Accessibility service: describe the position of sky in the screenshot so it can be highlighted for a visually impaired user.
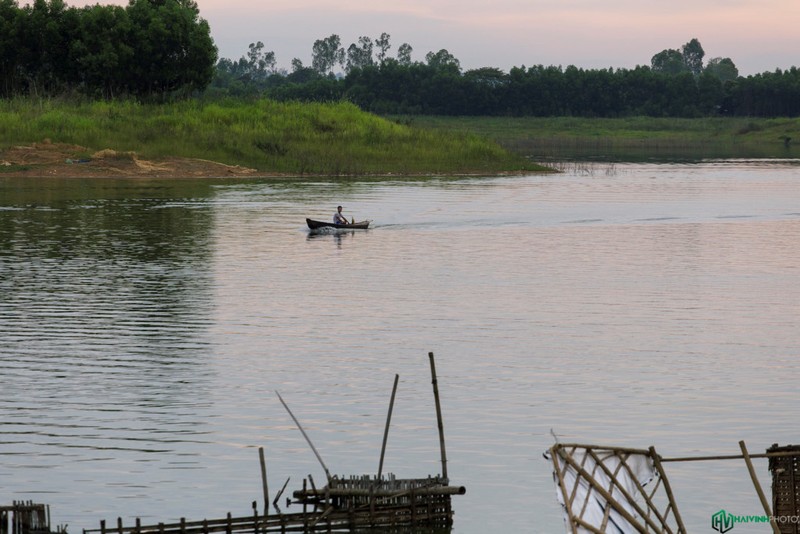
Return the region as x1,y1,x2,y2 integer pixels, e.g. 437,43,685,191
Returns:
63,0,799,76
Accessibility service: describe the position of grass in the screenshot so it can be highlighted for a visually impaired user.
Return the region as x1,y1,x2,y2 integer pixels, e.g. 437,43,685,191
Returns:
403,116,800,160
0,98,546,175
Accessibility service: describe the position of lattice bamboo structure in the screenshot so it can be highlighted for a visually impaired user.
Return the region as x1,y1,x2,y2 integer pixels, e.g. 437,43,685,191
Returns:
548,443,686,534
768,443,800,534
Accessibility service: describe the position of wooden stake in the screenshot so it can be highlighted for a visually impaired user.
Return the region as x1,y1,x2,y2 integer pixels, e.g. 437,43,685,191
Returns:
428,352,448,482
258,447,269,517
739,440,780,534
377,374,399,482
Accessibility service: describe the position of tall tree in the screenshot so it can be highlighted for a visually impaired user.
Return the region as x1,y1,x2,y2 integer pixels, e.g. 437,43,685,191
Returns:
0,0,23,96
397,42,413,66
425,48,460,72
19,0,79,95
72,3,133,98
682,38,705,77
246,41,276,81
311,33,344,75
126,0,217,98
375,32,390,64
345,35,373,72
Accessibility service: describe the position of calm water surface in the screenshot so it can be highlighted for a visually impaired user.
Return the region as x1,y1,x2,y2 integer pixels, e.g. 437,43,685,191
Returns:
1,161,799,533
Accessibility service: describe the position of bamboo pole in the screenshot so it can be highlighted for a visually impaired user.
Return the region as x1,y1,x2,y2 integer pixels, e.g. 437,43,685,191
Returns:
554,443,800,463
377,374,399,482
739,440,780,534
275,390,332,484
661,450,800,462
428,352,448,482
258,447,269,518
649,446,687,533
273,477,290,508
549,447,579,534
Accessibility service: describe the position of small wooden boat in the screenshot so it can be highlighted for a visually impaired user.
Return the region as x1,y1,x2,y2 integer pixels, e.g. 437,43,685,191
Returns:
307,218,371,230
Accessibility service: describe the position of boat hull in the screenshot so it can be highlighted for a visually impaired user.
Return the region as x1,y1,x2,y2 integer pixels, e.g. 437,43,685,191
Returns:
307,218,370,230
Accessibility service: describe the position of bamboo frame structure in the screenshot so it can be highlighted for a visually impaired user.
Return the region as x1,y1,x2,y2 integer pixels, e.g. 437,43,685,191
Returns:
82,352,463,534
548,443,686,534
548,441,800,534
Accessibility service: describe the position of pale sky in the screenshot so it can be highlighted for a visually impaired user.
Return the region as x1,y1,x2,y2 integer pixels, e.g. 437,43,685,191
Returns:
65,0,799,76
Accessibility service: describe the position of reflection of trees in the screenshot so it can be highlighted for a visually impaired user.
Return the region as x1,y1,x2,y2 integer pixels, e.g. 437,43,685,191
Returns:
0,178,218,406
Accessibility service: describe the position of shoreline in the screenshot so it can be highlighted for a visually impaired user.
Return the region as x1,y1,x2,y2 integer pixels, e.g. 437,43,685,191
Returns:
0,141,549,179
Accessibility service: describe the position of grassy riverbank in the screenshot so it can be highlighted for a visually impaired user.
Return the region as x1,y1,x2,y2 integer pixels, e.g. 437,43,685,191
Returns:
0,99,544,176
407,116,800,161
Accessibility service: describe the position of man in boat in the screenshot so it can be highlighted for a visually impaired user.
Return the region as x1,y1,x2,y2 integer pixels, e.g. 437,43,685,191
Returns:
333,205,350,225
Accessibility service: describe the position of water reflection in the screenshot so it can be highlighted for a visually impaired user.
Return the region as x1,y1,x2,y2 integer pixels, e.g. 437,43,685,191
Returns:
0,178,217,470
306,229,370,249
1,165,799,534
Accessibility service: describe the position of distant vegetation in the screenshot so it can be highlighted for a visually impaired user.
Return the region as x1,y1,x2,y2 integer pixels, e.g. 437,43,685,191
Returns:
0,98,545,175
409,116,800,160
212,36,800,118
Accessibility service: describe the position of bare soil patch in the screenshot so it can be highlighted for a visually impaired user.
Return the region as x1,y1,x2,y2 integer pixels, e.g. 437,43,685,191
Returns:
0,141,264,178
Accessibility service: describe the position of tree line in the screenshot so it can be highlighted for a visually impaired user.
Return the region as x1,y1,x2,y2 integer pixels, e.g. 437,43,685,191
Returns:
0,0,216,99
2,3,798,118
212,35,800,118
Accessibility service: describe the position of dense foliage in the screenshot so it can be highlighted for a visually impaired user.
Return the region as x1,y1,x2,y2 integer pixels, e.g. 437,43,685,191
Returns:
2,6,798,120
0,0,216,99
211,35,800,118
342,63,800,118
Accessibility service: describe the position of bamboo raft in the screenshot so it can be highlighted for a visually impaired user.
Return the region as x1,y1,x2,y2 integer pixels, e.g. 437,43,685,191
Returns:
82,352,464,534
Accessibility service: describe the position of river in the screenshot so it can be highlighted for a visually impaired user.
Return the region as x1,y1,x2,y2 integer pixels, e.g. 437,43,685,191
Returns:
1,160,799,533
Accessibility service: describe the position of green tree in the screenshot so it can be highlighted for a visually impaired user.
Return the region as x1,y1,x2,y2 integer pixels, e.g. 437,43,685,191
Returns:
286,58,319,83
245,41,276,81
71,4,134,98
397,42,412,66
311,34,344,75
651,48,686,75
345,35,373,72
126,0,217,98
425,48,460,73
0,0,23,96
18,0,80,95
464,67,507,114
375,32,390,64
704,57,738,83
682,38,705,77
